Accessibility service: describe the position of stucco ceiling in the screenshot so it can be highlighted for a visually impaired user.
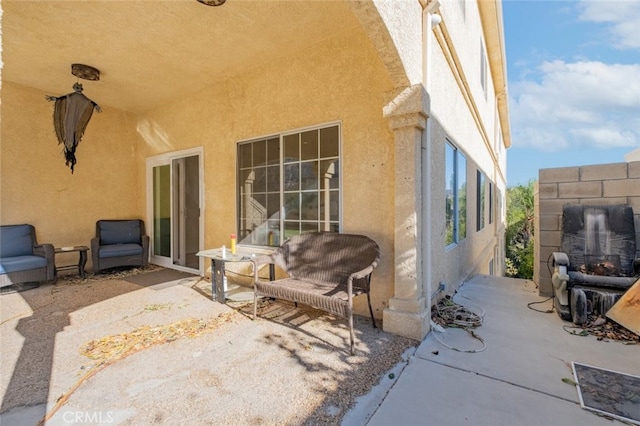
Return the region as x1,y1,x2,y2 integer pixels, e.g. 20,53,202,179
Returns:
2,0,360,114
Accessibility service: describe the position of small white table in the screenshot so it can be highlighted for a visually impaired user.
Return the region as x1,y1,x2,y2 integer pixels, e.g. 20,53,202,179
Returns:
196,247,274,303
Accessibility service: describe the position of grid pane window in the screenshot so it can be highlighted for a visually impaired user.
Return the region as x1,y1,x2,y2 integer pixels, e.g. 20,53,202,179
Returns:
238,124,341,247
300,130,318,161
284,134,299,163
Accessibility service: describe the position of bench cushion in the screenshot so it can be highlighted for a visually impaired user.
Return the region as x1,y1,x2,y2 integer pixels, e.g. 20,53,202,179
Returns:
0,255,47,274
99,220,141,245
255,278,352,318
98,244,143,259
0,225,34,258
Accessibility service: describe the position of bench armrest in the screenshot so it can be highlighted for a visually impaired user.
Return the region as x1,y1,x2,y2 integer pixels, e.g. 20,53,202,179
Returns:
252,254,275,268
350,264,376,281
251,254,276,283
347,263,378,297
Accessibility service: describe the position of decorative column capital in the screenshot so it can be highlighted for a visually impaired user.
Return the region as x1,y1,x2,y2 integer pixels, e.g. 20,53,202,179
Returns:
383,84,429,130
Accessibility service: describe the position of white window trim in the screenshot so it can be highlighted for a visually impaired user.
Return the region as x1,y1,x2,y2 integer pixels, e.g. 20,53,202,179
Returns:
236,121,343,247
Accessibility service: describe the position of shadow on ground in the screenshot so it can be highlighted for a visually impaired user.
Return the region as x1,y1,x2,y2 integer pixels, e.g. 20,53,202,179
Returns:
0,266,194,421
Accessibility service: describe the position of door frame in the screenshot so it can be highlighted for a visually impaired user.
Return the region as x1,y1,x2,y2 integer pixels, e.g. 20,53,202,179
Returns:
145,146,204,275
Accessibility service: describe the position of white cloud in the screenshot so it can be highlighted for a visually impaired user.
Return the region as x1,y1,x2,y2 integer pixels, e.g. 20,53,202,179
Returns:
569,127,636,148
509,60,640,152
578,0,640,49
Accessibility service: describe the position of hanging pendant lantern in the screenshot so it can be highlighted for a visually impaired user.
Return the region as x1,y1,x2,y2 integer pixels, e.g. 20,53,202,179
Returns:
46,64,101,174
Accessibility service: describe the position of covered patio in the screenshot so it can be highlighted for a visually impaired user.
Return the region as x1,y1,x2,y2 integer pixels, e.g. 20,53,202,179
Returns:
3,0,514,347
1,0,432,341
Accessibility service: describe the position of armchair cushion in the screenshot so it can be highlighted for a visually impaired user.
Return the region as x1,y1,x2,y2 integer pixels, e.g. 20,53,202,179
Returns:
0,225,35,258
98,244,144,259
99,220,142,245
0,255,48,274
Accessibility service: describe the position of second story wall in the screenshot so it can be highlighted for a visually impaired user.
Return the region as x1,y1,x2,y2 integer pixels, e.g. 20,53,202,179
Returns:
428,0,508,290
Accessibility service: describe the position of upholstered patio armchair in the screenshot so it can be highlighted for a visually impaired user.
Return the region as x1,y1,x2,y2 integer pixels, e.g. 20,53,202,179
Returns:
91,219,149,273
0,224,55,288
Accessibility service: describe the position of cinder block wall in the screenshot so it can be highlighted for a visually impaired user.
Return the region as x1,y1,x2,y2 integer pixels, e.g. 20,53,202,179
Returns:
534,161,640,296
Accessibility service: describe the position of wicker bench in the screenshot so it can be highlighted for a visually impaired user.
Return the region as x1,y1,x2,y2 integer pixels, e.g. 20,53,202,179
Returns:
251,232,380,354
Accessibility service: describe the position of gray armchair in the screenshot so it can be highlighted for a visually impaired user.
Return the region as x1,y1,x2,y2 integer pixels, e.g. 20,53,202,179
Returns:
91,219,149,273
551,204,639,324
0,224,55,288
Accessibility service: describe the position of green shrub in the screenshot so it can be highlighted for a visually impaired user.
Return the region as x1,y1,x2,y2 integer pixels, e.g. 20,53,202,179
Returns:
505,180,535,279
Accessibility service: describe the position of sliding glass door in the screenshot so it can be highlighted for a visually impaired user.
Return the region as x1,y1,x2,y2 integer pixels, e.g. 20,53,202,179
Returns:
147,148,203,273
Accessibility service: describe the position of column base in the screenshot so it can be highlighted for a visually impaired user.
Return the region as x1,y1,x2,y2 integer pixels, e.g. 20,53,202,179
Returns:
383,303,430,341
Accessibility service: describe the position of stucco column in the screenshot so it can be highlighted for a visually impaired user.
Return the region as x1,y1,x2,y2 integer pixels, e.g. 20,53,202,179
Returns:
382,84,430,341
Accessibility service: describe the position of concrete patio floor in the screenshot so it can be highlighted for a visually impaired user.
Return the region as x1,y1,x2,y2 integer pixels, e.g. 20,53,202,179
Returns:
358,275,639,426
0,267,416,425
1,270,638,425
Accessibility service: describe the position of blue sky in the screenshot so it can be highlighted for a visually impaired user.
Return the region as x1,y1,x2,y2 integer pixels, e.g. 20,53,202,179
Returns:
503,0,640,186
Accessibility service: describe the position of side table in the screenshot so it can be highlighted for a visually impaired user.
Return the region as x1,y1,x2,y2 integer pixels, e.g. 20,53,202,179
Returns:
54,246,89,279
196,247,274,303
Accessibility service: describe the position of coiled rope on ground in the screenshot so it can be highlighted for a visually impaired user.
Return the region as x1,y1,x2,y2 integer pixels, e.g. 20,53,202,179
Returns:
431,295,486,353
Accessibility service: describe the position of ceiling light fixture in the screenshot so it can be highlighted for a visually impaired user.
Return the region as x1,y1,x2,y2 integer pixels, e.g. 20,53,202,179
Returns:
71,63,100,81
197,0,226,6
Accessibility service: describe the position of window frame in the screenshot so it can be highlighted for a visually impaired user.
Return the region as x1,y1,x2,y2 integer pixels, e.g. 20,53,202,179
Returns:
477,169,486,232
236,122,342,248
446,141,467,247
489,181,494,225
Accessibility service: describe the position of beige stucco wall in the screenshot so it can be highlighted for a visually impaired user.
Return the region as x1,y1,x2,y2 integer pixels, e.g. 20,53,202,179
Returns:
1,23,396,318
534,162,640,296
0,81,144,267
346,0,423,91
